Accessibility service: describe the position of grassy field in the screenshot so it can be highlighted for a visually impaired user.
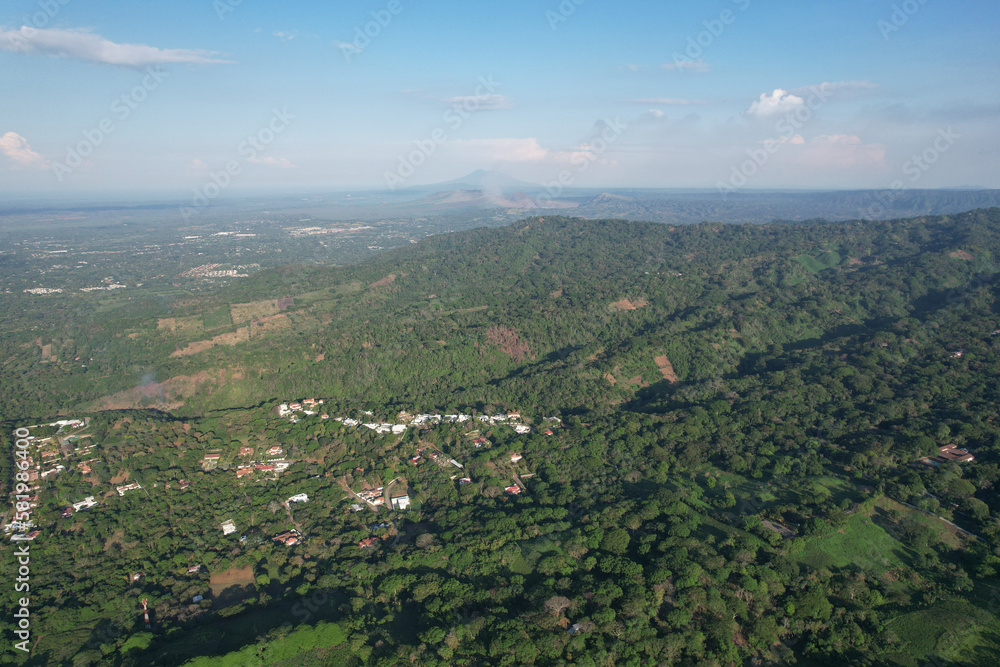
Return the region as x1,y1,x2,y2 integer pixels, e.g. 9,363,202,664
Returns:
202,305,234,330
792,511,910,572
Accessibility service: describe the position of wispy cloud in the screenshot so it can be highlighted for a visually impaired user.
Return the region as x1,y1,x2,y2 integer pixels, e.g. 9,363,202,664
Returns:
248,156,296,168
791,80,879,98
630,98,708,106
444,94,512,110
0,27,234,67
0,131,48,169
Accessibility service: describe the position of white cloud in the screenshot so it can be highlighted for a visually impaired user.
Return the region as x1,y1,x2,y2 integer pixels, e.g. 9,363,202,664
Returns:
247,156,296,168
0,27,234,67
661,59,709,72
745,89,805,118
272,31,297,41
444,94,512,110
188,159,209,171
0,131,48,169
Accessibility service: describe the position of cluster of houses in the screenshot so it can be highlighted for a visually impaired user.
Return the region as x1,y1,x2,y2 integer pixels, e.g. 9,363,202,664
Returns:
281,403,538,436
5,420,96,541
235,461,291,478
204,445,291,479
351,484,411,511
278,399,326,422
355,413,533,436
354,486,385,506
19,431,71,482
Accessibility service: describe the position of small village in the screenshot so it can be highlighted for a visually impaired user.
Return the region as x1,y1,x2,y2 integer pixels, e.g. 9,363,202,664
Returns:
5,400,552,559
3,398,544,625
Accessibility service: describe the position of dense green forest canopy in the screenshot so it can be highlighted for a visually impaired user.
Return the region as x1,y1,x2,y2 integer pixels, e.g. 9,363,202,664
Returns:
2,209,1000,666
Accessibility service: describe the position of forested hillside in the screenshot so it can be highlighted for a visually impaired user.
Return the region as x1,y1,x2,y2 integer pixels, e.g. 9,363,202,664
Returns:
4,210,1000,421
3,210,1000,665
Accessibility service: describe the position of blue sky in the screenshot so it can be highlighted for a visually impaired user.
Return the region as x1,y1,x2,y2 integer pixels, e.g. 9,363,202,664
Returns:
1,0,997,196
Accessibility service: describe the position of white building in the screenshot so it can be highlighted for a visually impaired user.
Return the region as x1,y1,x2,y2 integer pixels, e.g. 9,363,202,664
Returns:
72,496,98,512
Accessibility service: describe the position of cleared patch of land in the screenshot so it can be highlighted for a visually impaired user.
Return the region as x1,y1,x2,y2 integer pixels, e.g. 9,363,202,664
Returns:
761,519,795,539
230,299,281,325
210,564,256,608
653,354,679,383
610,298,649,311
156,315,205,336
90,369,231,411
169,314,290,357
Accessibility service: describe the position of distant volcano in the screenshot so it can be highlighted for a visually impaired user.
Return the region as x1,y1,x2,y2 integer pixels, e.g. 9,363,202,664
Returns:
408,170,546,196
401,188,577,211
